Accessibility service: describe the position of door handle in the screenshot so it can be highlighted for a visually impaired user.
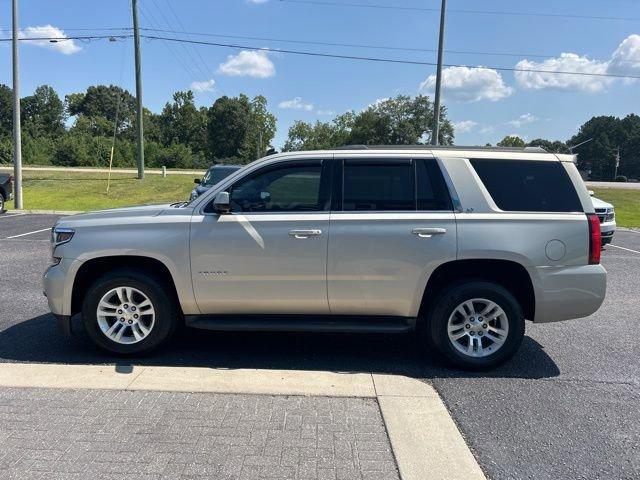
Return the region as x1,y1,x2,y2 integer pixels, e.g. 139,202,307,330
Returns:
289,229,322,239
412,227,446,238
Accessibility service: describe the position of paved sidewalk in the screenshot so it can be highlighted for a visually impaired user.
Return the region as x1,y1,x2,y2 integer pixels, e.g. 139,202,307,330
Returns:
0,387,399,480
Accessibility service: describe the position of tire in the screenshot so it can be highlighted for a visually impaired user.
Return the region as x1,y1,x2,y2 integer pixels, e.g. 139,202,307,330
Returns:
81,268,179,355
423,280,525,370
0,193,5,213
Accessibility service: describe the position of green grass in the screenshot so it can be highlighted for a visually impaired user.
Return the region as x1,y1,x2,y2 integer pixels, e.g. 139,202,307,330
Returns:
6,170,200,211
592,188,640,228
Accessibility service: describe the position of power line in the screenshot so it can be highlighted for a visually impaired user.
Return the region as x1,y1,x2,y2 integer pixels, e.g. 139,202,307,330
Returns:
0,34,132,42
136,27,610,62
4,33,639,81
147,0,212,81
2,25,622,63
277,0,640,22
137,3,200,80
139,34,640,81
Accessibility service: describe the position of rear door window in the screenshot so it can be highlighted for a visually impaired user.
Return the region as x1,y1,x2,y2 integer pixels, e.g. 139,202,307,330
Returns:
343,160,415,211
470,159,582,212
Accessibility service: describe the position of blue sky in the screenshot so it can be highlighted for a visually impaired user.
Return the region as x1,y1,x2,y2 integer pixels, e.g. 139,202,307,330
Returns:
1,0,639,150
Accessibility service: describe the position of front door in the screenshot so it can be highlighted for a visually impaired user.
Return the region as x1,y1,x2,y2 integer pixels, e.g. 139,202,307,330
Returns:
190,158,332,315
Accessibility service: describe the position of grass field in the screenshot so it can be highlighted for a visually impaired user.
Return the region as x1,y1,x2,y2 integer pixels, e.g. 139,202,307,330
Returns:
6,170,199,211
592,188,640,228
4,170,639,228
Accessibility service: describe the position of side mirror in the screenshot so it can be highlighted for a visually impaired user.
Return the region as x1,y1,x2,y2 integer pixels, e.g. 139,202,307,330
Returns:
194,178,201,185
588,190,595,197
213,191,230,213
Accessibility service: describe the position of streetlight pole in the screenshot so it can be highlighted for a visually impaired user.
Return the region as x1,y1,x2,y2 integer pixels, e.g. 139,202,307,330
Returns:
132,0,145,179
431,0,447,146
12,0,23,209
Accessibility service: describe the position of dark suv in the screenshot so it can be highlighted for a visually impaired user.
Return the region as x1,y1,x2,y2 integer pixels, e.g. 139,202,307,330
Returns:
189,165,241,202
0,173,13,213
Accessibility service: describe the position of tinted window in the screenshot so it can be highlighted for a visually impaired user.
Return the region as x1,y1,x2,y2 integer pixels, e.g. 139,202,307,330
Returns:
229,164,323,212
416,159,453,211
343,162,414,211
471,159,582,212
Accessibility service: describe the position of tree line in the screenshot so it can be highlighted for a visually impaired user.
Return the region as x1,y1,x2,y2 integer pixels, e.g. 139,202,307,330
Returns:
0,83,638,180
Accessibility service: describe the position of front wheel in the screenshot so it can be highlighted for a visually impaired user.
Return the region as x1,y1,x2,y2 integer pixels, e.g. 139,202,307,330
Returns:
81,269,178,355
424,281,525,370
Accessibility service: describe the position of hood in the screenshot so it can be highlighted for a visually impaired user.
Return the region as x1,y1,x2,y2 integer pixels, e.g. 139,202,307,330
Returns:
196,184,213,195
590,196,613,210
55,203,173,228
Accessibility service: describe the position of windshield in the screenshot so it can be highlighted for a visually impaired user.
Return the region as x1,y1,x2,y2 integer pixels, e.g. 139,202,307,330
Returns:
202,167,239,186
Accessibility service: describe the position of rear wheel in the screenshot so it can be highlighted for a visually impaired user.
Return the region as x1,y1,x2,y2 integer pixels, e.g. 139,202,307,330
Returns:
0,193,5,213
424,281,525,370
81,269,178,355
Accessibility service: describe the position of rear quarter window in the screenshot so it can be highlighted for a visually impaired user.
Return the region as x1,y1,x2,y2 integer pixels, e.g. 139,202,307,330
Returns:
470,159,583,212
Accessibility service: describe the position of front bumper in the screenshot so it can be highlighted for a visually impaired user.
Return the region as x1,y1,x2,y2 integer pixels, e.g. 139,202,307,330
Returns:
43,258,79,317
531,264,607,323
600,220,616,245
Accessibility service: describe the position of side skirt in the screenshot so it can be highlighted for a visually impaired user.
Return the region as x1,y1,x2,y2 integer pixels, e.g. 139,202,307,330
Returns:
185,314,416,334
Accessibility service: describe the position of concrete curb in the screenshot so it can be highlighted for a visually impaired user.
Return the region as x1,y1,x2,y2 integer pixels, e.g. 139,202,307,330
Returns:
0,363,485,480
6,209,83,215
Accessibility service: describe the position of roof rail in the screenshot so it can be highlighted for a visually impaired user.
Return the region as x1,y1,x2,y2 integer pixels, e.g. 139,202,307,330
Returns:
332,144,547,153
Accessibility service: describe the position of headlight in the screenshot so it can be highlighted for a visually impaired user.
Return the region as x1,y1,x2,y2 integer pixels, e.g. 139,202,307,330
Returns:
51,227,75,246
190,191,198,201
606,210,615,222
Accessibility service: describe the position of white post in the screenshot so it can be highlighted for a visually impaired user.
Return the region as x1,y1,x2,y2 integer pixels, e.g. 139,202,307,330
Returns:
162,166,167,178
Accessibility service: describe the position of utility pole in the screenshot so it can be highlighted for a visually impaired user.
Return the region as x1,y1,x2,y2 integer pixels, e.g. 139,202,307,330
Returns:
431,0,447,146
614,147,620,180
132,0,144,179
11,0,23,209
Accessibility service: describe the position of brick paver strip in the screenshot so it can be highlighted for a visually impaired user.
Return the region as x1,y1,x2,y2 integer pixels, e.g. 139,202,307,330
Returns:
0,387,400,480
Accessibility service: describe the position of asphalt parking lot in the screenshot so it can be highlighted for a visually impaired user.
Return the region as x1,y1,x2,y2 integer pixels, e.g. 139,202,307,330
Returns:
0,213,639,479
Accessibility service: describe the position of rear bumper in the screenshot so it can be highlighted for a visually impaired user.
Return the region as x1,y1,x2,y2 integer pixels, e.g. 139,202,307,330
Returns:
531,264,607,323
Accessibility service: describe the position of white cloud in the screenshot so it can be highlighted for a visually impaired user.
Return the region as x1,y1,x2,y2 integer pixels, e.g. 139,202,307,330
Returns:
247,0,269,3
190,79,216,93
515,53,611,93
316,109,335,116
278,97,314,111
608,34,640,77
480,126,495,135
453,120,477,134
420,66,513,102
507,113,537,128
19,25,81,55
218,50,275,78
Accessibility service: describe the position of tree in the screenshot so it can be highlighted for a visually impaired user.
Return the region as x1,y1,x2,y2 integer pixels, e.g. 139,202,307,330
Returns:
350,95,453,145
0,84,12,139
206,94,278,163
283,95,453,151
569,116,628,180
497,135,526,148
241,95,277,162
283,113,354,152
207,95,251,160
21,85,66,138
159,90,207,155
526,138,569,153
66,85,136,138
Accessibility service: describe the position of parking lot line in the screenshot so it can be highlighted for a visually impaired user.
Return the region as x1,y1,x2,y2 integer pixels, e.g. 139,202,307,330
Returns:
0,363,485,480
5,227,51,239
609,244,640,254
0,212,26,220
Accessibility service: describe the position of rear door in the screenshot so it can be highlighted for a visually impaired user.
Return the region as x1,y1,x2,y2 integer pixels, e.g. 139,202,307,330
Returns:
327,156,457,318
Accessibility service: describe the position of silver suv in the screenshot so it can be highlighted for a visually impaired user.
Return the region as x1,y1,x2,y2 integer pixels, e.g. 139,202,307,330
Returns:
44,146,606,369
